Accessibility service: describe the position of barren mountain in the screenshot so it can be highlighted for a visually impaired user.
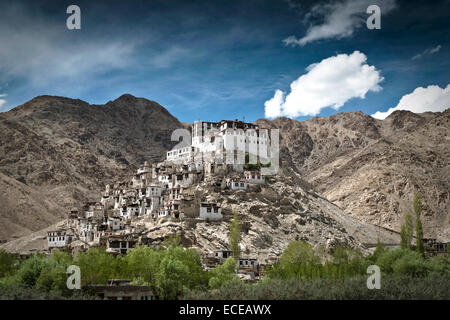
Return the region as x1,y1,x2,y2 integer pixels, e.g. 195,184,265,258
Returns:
0,94,183,240
257,109,450,241
0,94,447,246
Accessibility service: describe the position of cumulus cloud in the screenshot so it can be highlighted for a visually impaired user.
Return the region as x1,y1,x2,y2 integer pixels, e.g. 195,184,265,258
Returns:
264,51,383,118
283,0,396,46
371,84,450,119
412,45,442,60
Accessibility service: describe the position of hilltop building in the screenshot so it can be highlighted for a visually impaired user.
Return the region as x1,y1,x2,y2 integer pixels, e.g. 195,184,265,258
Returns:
167,119,272,173
47,119,272,274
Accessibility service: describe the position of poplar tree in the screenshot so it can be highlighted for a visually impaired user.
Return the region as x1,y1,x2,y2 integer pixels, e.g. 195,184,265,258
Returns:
400,224,408,249
229,211,241,260
414,193,425,256
405,213,414,249
400,213,414,250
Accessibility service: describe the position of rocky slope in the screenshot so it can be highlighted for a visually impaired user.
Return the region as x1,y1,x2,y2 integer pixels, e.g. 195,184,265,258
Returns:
1,167,400,256
0,94,183,240
257,109,450,241
178,167,400,258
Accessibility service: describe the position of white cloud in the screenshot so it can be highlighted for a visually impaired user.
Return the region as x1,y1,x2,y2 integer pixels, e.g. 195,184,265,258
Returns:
283,0,396,46
0,31,136,87
0,4,137,89
0,93,7,110
264,51,383,118
149,46,202,69
264,89,284,118
371,84,450,119
412,45,442,60
429,45,442,54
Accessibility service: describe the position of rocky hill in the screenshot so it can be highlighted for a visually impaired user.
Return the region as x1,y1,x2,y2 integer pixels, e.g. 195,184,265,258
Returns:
1,166,400,256
256,109,450,241
0,94,183,240
0,94,447,246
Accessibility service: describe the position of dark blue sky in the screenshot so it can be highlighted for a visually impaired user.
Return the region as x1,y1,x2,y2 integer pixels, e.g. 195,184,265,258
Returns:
0,0,448,122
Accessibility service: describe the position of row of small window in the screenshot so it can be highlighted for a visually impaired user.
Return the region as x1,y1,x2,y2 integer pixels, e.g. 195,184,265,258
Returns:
239,260,256,266
223,130,266,138
49,237,68,242
167,147,193,156
206,207,220,213
48,233,64,237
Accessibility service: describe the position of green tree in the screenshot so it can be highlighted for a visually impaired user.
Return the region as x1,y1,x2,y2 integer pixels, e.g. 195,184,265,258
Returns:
75,248,123,285
0,250,18,278
16,254,49,287
208,257,239,289
35,263,69,293
16,251,73,293
400,224,408,249
405,213,414,249
400,213,414,249
229,211,241,260
392,250,428,277
370,239,386,263
280,241,319,266
51,250,73,266
267,241,322,280
414,193,425,256
123,245,162,285
155,254,189,299
376,248,409,274
169,246,209,289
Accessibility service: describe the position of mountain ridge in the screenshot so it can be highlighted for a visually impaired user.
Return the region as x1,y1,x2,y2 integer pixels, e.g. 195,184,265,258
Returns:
0,94,448,244
257,107,449,240
0,94,184,240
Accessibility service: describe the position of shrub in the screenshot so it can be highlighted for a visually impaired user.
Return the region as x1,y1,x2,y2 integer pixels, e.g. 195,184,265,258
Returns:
391,250,429,277
183,275,450,300
375,249,409,274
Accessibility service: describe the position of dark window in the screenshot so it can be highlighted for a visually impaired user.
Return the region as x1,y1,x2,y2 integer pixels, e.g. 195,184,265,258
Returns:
110,241,120,248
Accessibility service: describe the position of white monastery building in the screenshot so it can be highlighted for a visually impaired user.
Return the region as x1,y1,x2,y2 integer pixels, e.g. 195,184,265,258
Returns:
167,119,271,167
